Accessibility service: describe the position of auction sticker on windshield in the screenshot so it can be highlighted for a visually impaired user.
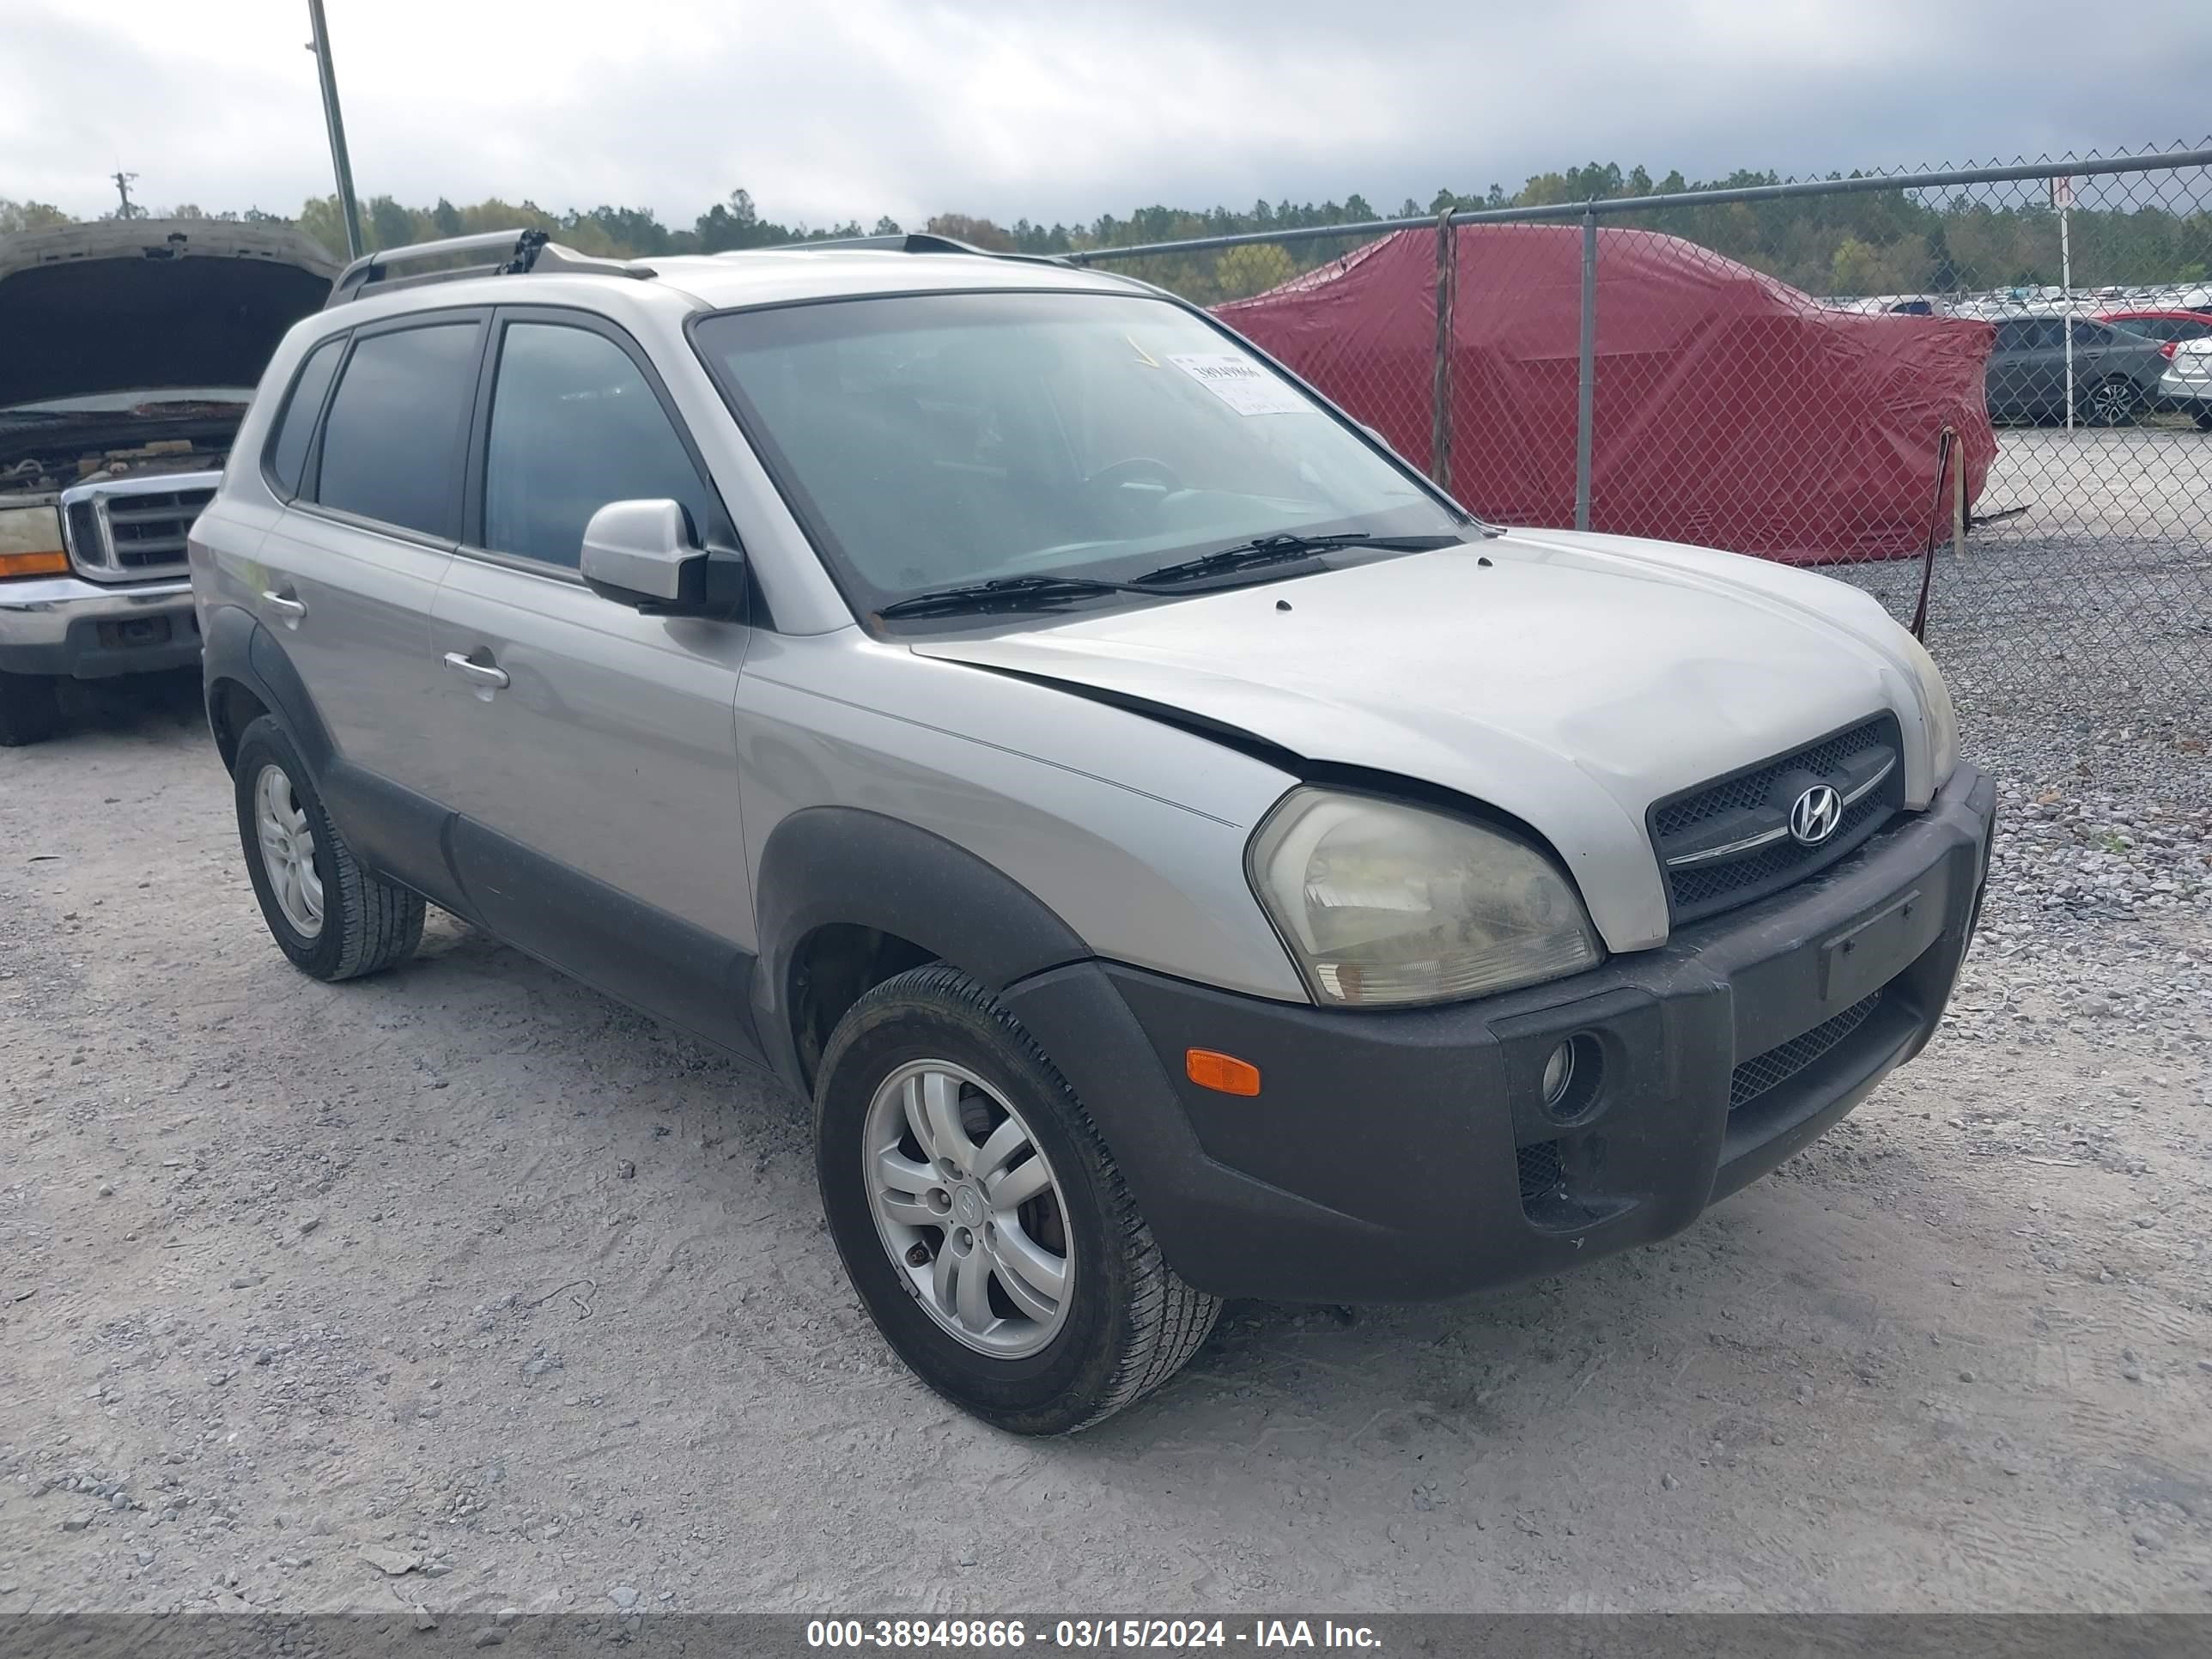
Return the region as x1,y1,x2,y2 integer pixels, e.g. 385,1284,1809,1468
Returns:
1168,353,1309,416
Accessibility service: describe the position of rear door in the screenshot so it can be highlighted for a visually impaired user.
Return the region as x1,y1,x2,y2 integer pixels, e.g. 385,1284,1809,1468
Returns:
422,307,760,1052
253,309,488,896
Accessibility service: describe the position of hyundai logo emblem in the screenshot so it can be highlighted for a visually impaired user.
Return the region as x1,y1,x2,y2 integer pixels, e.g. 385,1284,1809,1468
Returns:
1789,783,1844,847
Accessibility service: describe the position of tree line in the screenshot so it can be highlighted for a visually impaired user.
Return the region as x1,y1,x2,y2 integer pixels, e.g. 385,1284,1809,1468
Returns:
5,157,2206,305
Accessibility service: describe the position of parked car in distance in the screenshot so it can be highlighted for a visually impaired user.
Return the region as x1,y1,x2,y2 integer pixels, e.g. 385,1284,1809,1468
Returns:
2098,311,2212,423
2157,337,2212,429
1983,314,2170,427
189,230,1995,1434
0,220,335,744
2094,307,2212,352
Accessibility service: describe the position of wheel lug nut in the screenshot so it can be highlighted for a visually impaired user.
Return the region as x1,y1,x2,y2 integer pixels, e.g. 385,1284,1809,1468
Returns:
905,1243,933,1267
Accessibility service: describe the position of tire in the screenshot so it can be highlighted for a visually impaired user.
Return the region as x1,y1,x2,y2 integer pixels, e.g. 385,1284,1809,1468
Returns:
2195,410,2212,433
0,671,62,747
232,715,423,981
814,963,1220,1435
2079,375,2142,428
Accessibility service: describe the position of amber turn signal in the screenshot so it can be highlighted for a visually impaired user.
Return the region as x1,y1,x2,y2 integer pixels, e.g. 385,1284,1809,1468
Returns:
0,549,70,580
1185,1048,1261,1097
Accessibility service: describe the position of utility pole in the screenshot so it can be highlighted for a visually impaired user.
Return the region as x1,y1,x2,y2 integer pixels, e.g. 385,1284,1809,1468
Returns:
111,171,143,219
305,0,365,261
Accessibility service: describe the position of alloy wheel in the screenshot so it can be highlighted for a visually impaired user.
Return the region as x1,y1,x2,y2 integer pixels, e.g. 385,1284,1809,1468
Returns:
861,1060,1073,1358
253,763,324,939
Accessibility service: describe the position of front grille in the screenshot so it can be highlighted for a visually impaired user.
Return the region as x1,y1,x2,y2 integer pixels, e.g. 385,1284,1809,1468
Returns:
1729,991,1881,1110
63,479,216,582
1650,714,1904,923
99,488,213,572
1668,791,1890,912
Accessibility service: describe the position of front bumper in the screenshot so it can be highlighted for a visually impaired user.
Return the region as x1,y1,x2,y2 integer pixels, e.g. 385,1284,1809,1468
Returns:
1004,762,1996,1303
0,574,200,678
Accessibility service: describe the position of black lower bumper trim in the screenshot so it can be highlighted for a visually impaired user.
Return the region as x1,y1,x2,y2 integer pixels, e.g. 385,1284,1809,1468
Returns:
1004,762,1996,1304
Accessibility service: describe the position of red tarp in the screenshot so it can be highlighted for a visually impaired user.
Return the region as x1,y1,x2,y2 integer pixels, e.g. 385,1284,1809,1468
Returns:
1217,224,1996,563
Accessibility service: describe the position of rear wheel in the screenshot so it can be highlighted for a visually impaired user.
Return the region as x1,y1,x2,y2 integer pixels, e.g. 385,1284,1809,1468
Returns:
814,964,1219,1434
2080,375,2142,427
233,715,423,981
2195,409,2212,433
0,672,61,747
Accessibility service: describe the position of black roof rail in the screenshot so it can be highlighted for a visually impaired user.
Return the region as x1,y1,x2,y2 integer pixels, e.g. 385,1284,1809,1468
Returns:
746,231,1075,267
325,228,657,307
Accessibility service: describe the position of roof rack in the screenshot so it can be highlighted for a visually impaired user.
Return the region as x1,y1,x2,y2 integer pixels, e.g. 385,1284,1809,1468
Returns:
325,228,656,307
748,231,1074,267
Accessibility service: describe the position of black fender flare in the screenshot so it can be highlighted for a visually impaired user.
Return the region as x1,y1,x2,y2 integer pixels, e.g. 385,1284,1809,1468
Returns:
202,603,335,779
749,805,1090,1088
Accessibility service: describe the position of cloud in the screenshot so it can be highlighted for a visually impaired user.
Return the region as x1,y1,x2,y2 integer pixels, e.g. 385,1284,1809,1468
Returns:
3,0,2207,230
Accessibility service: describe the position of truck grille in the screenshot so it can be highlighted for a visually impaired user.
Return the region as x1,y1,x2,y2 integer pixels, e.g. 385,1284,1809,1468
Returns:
1729,991,1882,1110
1650,714,1904,924
62,477,216,582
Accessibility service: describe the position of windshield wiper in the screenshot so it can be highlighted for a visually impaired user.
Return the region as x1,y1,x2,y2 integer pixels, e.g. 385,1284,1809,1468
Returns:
874,574,1159,619
1134,531,1463,587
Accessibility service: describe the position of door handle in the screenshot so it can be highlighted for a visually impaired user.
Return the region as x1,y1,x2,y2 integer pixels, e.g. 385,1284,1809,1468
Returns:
261,590,306,625
441,651,510,690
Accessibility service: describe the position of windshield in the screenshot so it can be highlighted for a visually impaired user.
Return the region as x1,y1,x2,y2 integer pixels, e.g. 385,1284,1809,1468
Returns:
690,291,1462,618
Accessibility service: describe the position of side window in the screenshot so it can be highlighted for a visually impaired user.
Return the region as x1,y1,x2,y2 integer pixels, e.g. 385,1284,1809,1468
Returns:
2031,319,2067,349
263,335,345,498
481,322,726,568
2071,319,2106,347
1993,321,2030,351
313,321,483,539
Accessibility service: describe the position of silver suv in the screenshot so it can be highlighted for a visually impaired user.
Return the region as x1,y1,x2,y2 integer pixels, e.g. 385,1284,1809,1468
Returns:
190,229,1996,1433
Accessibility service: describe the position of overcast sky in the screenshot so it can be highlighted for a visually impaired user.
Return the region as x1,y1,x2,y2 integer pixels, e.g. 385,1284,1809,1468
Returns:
6,0,2210,232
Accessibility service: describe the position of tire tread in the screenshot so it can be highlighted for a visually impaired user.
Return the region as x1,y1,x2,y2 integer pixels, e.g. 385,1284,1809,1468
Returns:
825,963,1221,1432
235,716,423,982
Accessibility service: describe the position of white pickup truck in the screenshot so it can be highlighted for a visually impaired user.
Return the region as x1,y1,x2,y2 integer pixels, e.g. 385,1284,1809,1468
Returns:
0,219,333,743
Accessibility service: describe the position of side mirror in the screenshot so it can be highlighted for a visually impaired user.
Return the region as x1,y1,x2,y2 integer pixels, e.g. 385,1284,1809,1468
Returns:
579,499,740,617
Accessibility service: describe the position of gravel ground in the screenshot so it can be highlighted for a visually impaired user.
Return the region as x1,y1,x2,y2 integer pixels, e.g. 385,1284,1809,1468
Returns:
1,661,2208,1620
1830,419,2212,731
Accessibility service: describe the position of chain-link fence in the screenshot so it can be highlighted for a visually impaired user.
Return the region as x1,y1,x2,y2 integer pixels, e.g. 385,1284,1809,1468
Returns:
1071,144,2212,732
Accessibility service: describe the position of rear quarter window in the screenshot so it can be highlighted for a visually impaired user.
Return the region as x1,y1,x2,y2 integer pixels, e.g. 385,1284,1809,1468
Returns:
311,321,483,539
261,335,346,499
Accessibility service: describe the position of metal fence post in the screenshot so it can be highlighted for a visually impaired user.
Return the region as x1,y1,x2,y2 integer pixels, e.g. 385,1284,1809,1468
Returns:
1574,207,1596,532
1431,210,1456,490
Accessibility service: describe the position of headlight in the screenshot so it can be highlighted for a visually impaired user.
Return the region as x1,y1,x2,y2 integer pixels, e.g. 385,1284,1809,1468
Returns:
1898,629,1960,787
1248,788,1602,1008
0,504,70,580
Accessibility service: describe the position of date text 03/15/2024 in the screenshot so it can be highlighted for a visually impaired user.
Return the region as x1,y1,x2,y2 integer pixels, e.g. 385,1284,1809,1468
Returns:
805,1619,1383,1649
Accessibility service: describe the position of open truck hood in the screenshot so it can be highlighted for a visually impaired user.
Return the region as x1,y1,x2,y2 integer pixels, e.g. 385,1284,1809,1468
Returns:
912,528,1944,951
0,220,337,411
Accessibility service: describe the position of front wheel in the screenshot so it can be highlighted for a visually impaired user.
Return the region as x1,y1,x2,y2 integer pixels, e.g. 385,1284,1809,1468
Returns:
814,964,1219,1434
0,671,61,747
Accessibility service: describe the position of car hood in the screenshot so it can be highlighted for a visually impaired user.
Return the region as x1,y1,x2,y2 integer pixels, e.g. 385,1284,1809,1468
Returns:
912,527,1942,951
0,220,337,411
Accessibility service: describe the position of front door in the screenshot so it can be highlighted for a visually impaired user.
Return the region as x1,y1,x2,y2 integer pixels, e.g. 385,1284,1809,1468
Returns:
422,309,761,1054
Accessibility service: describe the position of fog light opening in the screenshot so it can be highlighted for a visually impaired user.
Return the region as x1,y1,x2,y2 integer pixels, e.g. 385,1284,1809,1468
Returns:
1539,1034,1604,1123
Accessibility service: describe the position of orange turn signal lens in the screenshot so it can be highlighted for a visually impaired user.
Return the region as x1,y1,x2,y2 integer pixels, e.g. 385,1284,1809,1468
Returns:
0,549,70,580
1186,1048,1261,1097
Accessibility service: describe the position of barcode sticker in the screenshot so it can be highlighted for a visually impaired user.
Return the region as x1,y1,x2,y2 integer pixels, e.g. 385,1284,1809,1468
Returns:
1167,353,1310,416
